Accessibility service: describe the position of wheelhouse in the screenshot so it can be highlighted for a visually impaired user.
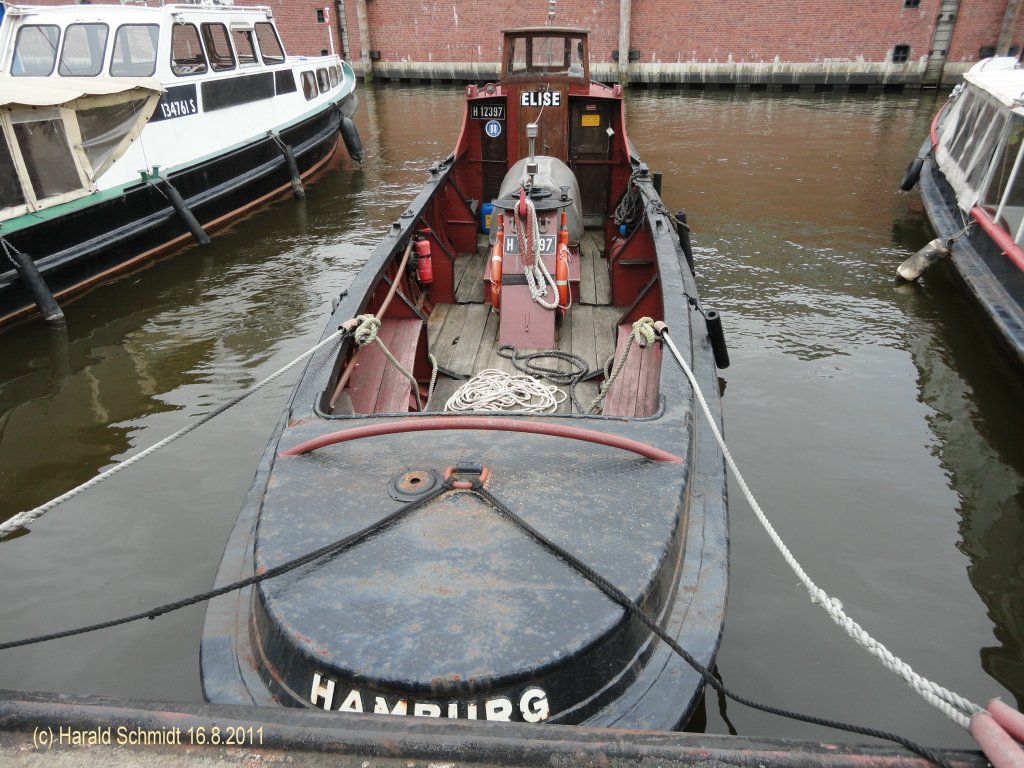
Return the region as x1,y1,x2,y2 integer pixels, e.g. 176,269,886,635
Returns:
0,5,287,81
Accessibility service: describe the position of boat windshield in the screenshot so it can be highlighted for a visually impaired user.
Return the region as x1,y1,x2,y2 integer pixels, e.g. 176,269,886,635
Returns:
505,34,585,80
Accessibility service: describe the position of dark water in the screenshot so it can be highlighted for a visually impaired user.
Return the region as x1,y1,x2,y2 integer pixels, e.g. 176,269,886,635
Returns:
0,85,1021,751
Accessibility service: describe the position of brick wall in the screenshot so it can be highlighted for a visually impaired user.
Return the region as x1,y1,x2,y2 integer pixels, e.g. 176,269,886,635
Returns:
948,0,1024,60
331,0,1021,66
15,0,1024,82
266,0,340,57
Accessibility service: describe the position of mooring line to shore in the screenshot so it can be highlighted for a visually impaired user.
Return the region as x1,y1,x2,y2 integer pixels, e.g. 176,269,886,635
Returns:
656,322,983,729
0,329,346,540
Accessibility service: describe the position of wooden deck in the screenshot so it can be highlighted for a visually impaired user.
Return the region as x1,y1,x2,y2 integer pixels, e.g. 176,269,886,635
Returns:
428,231,622,414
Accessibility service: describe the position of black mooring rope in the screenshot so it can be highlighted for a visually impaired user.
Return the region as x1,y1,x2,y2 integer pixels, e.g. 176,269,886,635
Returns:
0,474,954,768
467,481,953,768
0,481,451,651
497,345,590,413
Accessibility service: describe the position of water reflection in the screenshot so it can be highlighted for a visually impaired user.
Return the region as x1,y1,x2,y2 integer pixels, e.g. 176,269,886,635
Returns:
897,271,1024,709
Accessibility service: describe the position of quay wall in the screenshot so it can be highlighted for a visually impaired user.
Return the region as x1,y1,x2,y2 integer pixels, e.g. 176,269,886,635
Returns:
324,0,1024,89
15,0,1024,89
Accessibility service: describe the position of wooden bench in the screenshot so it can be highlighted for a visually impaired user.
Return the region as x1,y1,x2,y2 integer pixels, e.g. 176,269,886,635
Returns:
601,322,662,417
345,319,424,413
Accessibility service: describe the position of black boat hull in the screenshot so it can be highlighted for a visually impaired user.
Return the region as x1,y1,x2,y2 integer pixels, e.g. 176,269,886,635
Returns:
918,138,1024,369
0,94,358,329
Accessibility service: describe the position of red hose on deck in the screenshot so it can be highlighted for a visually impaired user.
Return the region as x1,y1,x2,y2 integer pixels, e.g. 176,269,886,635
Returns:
280,416,683,463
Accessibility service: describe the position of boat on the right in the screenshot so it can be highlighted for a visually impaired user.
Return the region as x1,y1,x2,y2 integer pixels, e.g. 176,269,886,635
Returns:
901,57,1024,369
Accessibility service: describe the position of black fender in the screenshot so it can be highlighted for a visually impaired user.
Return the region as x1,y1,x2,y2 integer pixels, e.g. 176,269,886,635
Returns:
899,156,924,191
340,116,364,163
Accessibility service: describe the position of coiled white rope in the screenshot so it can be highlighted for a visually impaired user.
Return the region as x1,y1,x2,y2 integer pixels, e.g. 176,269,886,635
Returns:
658,325,983,729
0,329,346,539
444,369,565,413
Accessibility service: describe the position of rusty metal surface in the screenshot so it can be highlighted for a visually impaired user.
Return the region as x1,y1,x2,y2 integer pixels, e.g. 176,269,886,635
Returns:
0,690,987,768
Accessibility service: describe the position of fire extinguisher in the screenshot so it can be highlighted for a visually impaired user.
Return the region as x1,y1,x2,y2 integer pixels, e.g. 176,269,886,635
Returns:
414,234,433,284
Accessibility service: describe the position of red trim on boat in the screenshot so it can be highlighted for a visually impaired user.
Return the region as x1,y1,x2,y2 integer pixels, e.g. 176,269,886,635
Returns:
970,206,1024,273
929,105,945,148
280,416,683,463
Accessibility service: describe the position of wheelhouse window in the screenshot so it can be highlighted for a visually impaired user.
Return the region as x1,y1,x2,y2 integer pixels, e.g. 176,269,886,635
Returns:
255,22,285,65
201,23,235,71
231,27,258,65
11,25,60,76
110,24,159,77
171,23,208,76
58,23,109,76
506,34,586,79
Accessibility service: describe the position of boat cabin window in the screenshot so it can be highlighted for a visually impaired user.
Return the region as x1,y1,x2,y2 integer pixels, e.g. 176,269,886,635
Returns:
58,23,108,77
0,139,26,211
171,23,208,76
506,33,586,79
201,23,235,72
965,109,1007,192
947,93,993,166
110,24,159,77
254,22,284,65
230,27,258,66
300,70,317,100
77,97,154,173
9,110,84,200
329,65,339,87
11,25,60,76
984,116,1024,241
316,67,329,93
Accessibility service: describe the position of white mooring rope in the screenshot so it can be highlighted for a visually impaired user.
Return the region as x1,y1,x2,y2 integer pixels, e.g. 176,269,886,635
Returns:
659,327,983,729
0,329,346,539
